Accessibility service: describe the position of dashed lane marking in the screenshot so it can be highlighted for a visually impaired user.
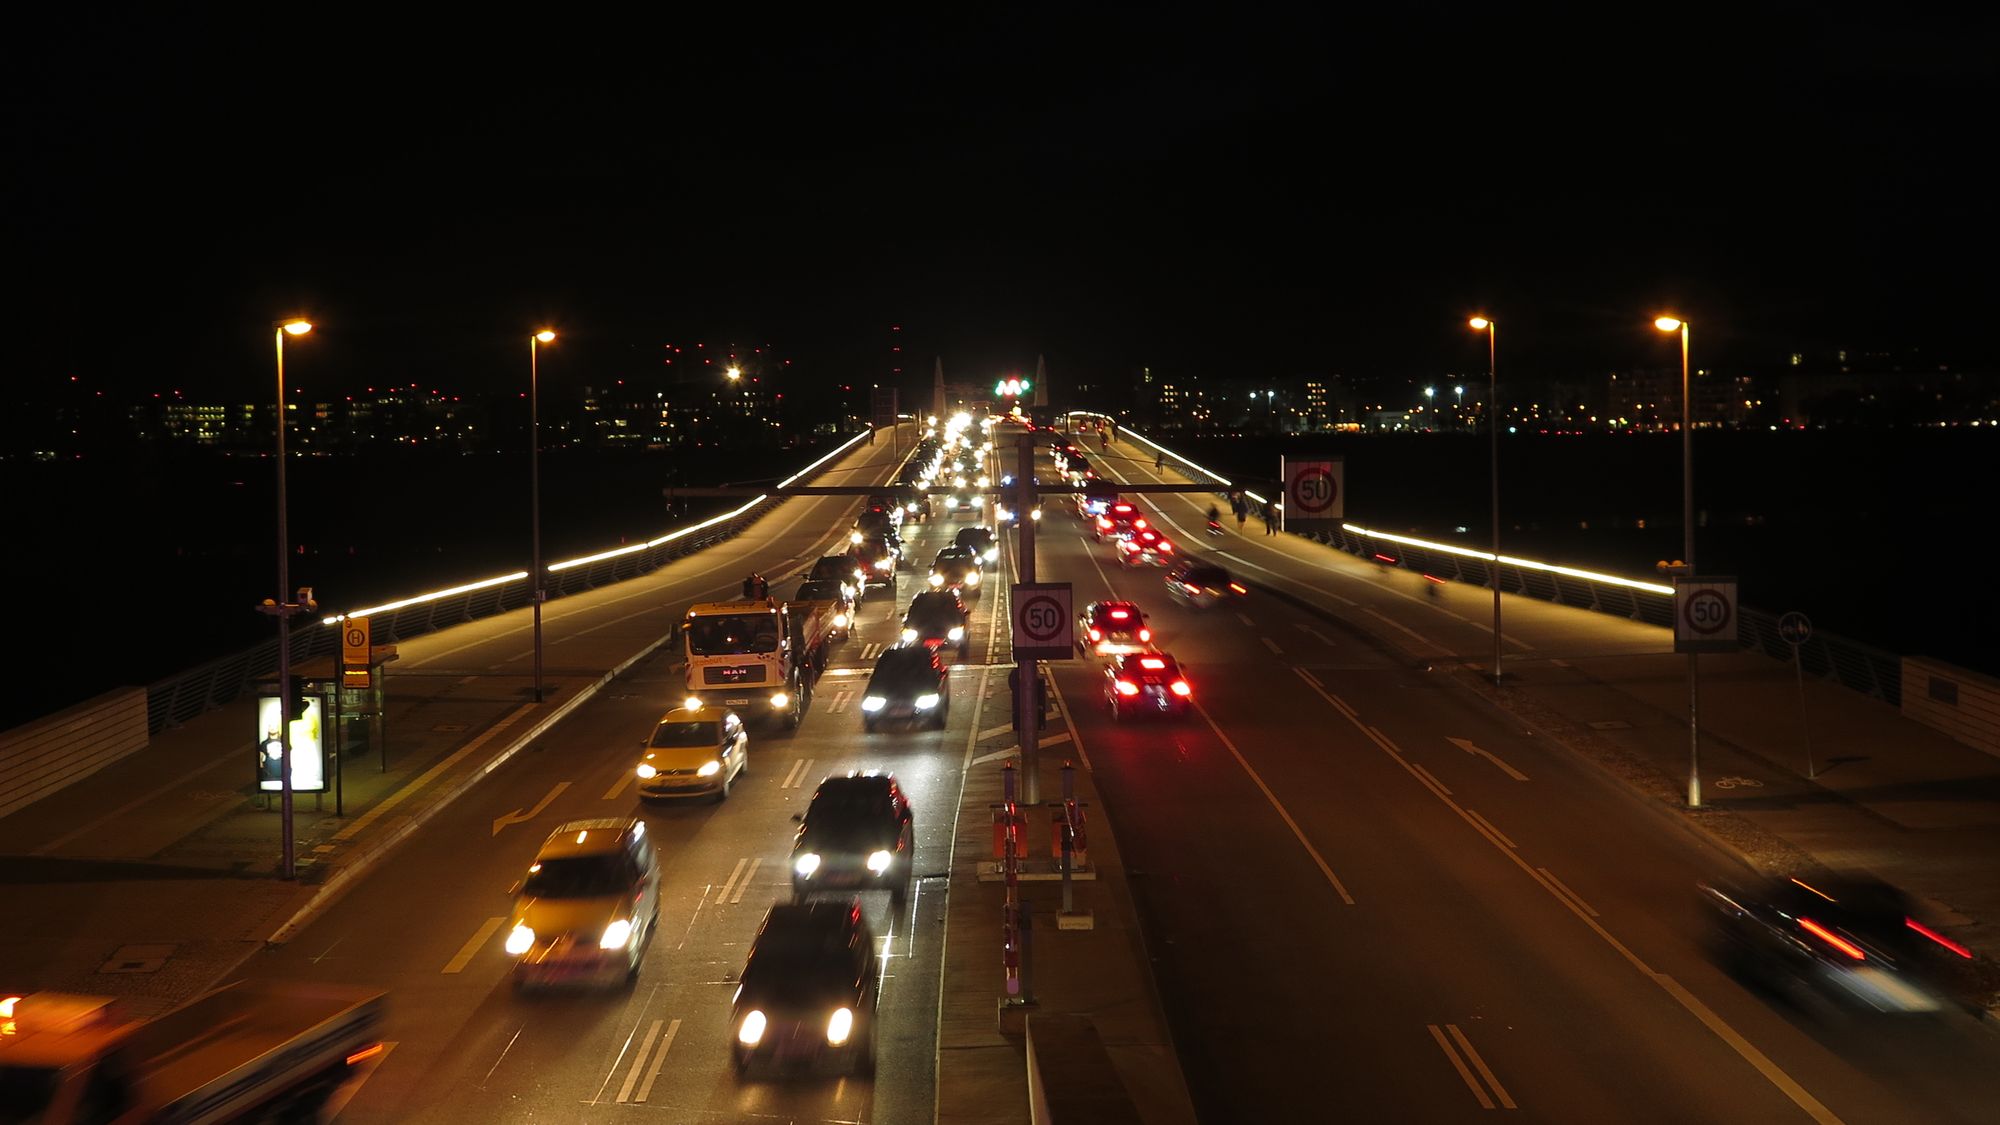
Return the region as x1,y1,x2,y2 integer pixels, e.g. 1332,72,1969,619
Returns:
443,917,505,974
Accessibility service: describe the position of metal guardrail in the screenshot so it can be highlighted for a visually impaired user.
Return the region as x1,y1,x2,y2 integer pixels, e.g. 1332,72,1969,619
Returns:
144,430,882,734
1080,413,1906,707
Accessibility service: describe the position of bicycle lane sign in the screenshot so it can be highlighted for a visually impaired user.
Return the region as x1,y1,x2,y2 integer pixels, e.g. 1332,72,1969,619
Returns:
1674,576,1738,654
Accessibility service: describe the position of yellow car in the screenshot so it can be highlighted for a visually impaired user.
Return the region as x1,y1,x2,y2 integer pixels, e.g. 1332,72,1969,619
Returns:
505,818,661,990
637,707,749,801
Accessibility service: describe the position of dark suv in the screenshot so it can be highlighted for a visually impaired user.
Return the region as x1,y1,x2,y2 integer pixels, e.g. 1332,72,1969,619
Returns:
791,772,914,904
730,901,879,1076
902,590,970,659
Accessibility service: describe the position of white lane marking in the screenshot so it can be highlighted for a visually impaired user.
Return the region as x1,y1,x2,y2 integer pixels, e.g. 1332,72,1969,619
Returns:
862,642,882,660
633,1019,682,1103
1190,700,1354,905
480,1025,525,1090
616,1019,664,1103
442,917,505,974
1464,809,1516,850
1038,733,1072,748
1294,666,1325,690
1408,761,1451,795
971,748,1018,766
1294,624,1334,645
716,857,749,903
491,781,572,836
602,769,635,801
730,858,763,905
1450,736,1530,782
334,703,538,843
1236,612,1256,627
782,757,810,789
830,690,852,714
1287,670,1848,1125
1537,867,1600,918
1261,636,1284,655
978,723,1015,741
1451,1023,1518,1110
1429,1023,1495,1109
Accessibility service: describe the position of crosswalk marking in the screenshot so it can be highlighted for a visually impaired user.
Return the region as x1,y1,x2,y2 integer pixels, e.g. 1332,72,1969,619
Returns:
731,858,763,905
616,1019,664,1104
717,858,749,903
633,1019,682,1103
783,758,814,789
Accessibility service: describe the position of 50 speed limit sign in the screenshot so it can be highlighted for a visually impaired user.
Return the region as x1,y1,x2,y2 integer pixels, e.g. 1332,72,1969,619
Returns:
1673,577,1738,654
1281,457,1344,524
1011,582,1073,661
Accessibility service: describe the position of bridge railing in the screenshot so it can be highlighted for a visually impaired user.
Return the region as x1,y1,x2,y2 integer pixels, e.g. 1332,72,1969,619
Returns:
1070,412,1904,706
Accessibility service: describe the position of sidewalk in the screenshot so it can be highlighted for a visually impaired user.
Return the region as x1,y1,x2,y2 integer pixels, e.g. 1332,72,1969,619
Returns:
1128,449,2000,1014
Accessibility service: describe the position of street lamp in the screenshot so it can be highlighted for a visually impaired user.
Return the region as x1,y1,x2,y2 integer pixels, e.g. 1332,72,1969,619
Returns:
725,365,742,380
1468,316,1501,684
262,318,313,880
1655,314,1701,808
530,330,556,704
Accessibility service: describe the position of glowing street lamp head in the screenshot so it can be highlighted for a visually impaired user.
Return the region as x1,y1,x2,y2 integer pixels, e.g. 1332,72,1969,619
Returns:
534,329,556,343
1654,316,1684,332
725,366,742,380
281,320,313,336
1468,316,1491,331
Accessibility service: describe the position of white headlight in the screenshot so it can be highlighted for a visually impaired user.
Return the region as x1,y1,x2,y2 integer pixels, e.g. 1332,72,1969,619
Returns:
683,696,703,711
850,531,863,544
965,571,980,586
984,548,999,562
970,497,983,507
739,1010,767,1046
862,696,887,712
833,613,849,628
901,628,918,643
929,573,944,586
697,759,722,776
826,1007,854,1046
795,853,821,876
948,626,965,642
599,919,634,950
915,693,940,710
636,763,658,779
1031,508,1042,520
505,924,535,956
866,850,894,874
875,558,893,570
770,691,789,708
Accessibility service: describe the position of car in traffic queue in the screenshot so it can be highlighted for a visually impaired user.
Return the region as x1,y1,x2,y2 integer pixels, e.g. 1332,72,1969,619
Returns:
792,579,856,640
790,772,915,905
635,706,748,802
1116,526,1176,567
859,644,950,731
504,818,661,990
1103,652,1194,720
805,555,864,606
928,546,983,597
1164,561,1249,610
848,535,899,595
1077,600,1152,657
1091,501,1147,543
731,900,880,1077
897,485,933,522
902,589,971,660
954,525,999,564
1076,489,1120,520
1699,874,1973,1016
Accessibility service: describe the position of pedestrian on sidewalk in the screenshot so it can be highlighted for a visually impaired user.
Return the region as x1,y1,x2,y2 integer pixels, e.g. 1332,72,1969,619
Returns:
1233,497,1248,532
1261,500,1276,535
1155,451,1166,472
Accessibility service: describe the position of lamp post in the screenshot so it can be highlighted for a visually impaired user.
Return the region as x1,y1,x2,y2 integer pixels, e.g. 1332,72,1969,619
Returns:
262,318,313,880
530,330,556,704
1468,317,1501,684
1656,315,1701,809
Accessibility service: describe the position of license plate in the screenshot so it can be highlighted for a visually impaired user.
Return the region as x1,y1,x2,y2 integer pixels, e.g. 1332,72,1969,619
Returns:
725,698,751,705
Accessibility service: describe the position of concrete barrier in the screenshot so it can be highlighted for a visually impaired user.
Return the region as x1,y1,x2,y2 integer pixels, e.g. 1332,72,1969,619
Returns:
1026,1013,1144,1125
1903,657,2000,759
0,688,148,818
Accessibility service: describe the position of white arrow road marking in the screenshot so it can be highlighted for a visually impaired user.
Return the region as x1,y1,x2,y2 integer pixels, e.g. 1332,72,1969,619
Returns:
492,781,571,835
633,1019,682,1103
1450,737,1529,781
443,917,506,973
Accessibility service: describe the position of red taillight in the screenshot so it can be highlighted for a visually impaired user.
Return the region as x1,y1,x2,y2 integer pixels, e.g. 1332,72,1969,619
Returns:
1089,628,1102,641
1229,582,1248,594
1170,680,1192,697
1138,628,1151,641
1799,918,1866,960
347,1043,385,1066
1135,518,1148,529
1109,609,1130,619
1114,679,1140,696
1907,917,1972,958
1139,657,1166,669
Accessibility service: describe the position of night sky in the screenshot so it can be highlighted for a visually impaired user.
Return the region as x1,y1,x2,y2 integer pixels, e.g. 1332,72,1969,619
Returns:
11,6,1998,405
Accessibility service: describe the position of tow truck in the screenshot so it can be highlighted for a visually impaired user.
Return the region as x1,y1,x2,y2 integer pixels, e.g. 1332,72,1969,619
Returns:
0,981,386,1125
680,597,830,728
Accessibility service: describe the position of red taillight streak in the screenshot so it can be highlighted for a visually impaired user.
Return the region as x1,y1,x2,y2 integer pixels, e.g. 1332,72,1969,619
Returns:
1183,582,1202,594
1114,680,1139,696
1373,553,1397,564
1228,583,1248,594
347,1043,385,1066
1906,917,1972,958
1170,680,1192,696
1110,610,1130,619
1798,917,1866,960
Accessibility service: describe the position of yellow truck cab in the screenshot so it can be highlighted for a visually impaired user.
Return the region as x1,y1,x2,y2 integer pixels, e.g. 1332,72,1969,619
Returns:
680,598,829,728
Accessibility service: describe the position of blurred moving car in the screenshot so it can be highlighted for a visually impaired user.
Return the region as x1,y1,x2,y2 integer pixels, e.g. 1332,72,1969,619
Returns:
731,901,879,1076
902,590,971,659
1077,600,1152,657
1091,502,1146,543
505,818,660,990
1116,526,1176,567
792,579,855,640
1164,560,1249,609
636,707,748,801
928,546,983,596
805,555,864,605
791,772,915,905
953,525,999,564
1699,874,1973,1015
860,645,950,731
1103,652,1194,720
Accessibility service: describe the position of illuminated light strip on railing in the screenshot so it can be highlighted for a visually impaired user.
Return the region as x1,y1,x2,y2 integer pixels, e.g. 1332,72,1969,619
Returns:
320,427,880,625
1074,413,1675,597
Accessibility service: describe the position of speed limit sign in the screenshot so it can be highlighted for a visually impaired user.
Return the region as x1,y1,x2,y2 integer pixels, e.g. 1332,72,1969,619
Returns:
1674,577,1738,654
1011,583,1073,661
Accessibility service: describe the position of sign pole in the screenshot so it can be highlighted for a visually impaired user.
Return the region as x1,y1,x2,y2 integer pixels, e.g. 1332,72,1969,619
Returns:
1016,436,1039,806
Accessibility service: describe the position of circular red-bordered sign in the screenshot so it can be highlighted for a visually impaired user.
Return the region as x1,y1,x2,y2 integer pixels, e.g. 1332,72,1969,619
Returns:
1289,466,1338,514
1018,594,1066,642
1684,588,1732,636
